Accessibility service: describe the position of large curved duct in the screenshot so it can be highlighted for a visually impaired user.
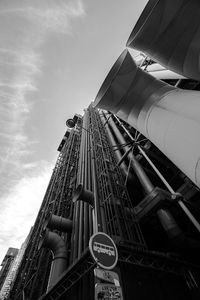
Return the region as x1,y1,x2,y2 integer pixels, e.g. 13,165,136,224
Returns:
94,50,200,188
126,0,200,80
73,184,94,207
45,214,73,233
38,229,68,292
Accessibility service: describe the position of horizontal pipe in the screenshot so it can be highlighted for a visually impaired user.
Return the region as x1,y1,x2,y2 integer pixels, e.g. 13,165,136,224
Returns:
73,184,94,207
45,214,73,233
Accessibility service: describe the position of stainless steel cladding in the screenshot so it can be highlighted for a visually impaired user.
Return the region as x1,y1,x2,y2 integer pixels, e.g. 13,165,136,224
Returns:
94,50,200,188
126,0,200,80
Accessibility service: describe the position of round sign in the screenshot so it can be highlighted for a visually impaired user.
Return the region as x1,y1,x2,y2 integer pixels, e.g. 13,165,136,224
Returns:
89,232,118,270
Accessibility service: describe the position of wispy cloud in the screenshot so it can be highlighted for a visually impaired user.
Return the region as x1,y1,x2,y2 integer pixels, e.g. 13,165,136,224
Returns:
0,0,85,185
0,0,85,34
0,0,85,261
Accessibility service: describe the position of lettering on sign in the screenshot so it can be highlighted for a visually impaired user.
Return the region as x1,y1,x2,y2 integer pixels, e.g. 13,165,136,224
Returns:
93,242,115,256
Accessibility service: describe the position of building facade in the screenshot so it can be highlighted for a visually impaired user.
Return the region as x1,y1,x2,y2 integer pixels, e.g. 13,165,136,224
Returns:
0,248,18,298
1,231,33,300
8,101,200,299
8,0,200,297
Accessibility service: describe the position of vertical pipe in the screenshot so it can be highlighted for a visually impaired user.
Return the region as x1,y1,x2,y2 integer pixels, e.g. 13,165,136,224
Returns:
72,202,79,262
86,113,94,237
114,115,200,233
83,114,89,249
108,116,154,194
157,209,184,241
78,115,86,258
107,115,186,242
78,203,83,259
72,122,84,262
102,112,128,177
39,230,68,292
90,133,102,233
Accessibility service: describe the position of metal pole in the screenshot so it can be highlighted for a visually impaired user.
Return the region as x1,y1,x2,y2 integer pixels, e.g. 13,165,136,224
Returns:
83,112,90,248
108,116,154,194
102,112,128,176
86,114,94,237
138,145,200,234
138,145,174,193
90,133,102,233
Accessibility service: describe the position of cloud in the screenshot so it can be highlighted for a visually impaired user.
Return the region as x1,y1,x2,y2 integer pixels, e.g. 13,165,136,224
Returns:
24,1,85,33
1,0,85,34
0,161,53,264
0,0,85,191
0,0,85,262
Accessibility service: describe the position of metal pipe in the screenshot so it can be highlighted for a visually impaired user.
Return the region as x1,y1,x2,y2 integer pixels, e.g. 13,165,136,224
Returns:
138,145,200,233
45,214,72,233
117,146,132,167
157,209,200,250
157,209,184,242
131,151,154,194
94,49,200,188
137,145,175,194
111,113,200,234
108,116,154,194
83,117,89,249
86,113,94,237
90,133,102,233
78,115,86,258
71,121,85,261
71,200,79,262
113,115,135,142
78,201,83,258
102,113,128,176
38,229,67,292
73,184,94,206
126,0,200,80
114,115,200,233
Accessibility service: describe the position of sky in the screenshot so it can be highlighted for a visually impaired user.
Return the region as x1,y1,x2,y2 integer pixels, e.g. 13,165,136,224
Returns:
0,0,148,263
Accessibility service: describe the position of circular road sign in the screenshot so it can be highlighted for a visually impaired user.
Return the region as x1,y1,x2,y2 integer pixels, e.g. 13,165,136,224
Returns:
89,232,118,270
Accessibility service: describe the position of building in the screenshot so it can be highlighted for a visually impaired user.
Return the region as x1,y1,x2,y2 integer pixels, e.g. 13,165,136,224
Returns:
8,100,200,299
0,248,18,296
9,1,200,298
0,230,33,300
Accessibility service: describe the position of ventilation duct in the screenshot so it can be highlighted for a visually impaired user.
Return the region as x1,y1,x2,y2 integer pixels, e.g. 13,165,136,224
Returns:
44,214,72,233
73,184,94,207
94,50,200,188
38,229,67,292
126,0,200,80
